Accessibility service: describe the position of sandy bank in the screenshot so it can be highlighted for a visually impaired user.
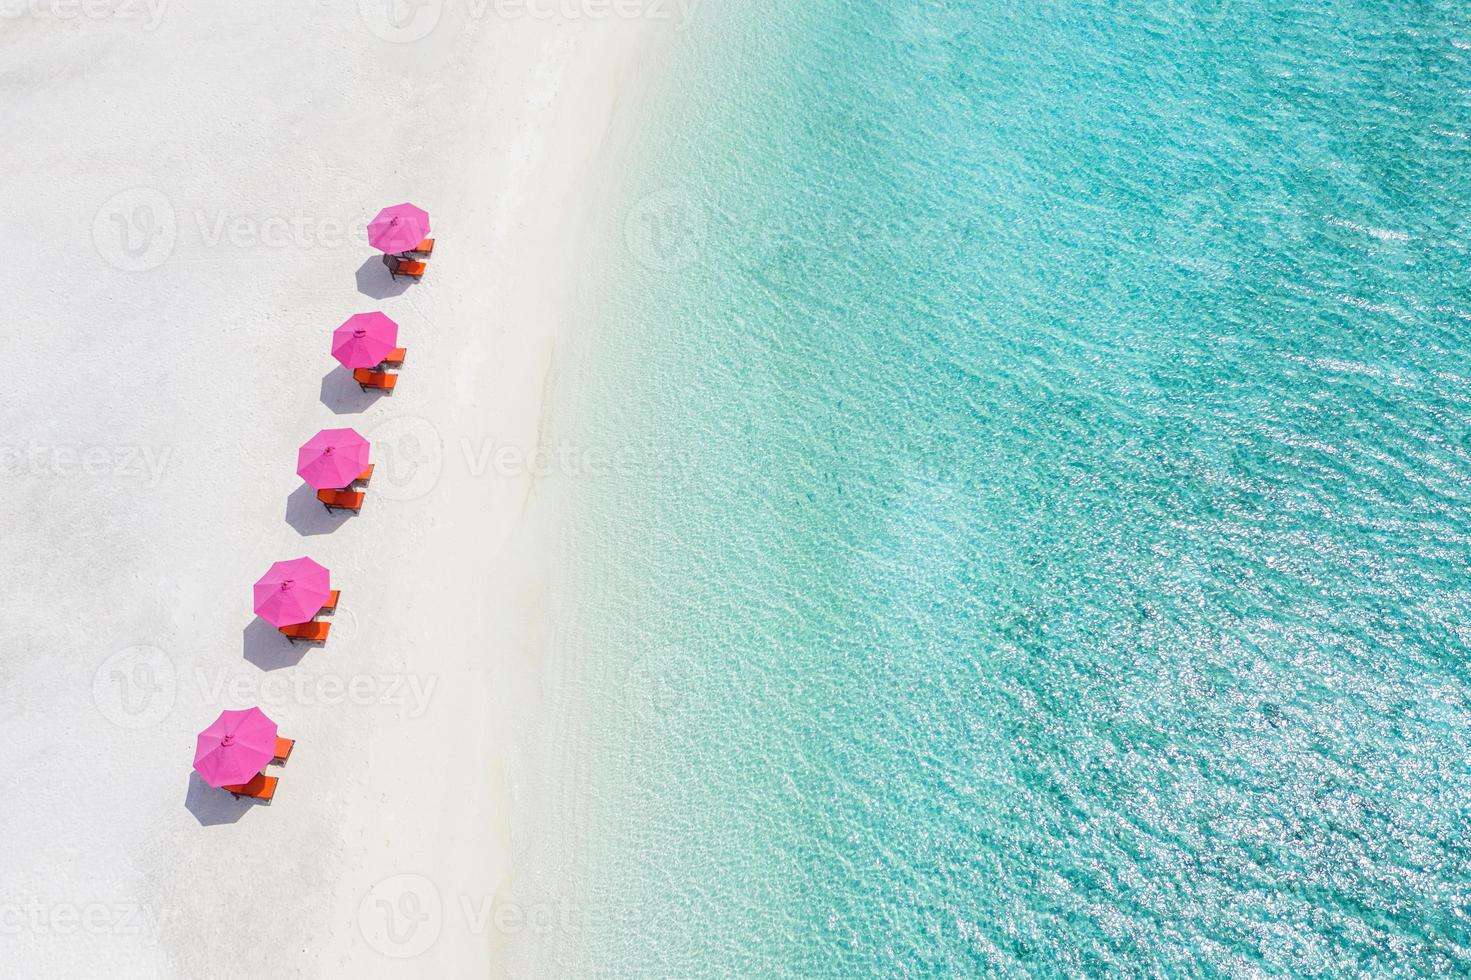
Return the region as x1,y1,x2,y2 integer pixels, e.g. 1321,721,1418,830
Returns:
0,1,680,975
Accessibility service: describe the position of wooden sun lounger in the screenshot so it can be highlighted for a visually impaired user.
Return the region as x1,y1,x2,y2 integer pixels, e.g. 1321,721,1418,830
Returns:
386,257,426,281
382,348,406,368
317,488,364,513
279,621,331,644
320,589,341,614
408,238,434,256
353,368,398,393
273,737,295,764
222,773,278,803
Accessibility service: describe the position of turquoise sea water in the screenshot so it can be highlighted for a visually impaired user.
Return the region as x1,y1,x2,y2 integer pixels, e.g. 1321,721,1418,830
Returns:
549,0,1471,974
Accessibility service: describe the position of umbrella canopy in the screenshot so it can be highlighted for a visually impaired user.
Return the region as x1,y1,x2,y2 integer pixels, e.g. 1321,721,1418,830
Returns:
194,707,278,788
297,427,371,490
332,312,399,369
367,202,430,254
253,556,332,627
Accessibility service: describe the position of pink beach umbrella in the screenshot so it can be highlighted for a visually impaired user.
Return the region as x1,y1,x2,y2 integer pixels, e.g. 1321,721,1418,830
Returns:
193,707,278,788
332,312,399,369
367,202,430,255
253,556,332,627
296,427,371,490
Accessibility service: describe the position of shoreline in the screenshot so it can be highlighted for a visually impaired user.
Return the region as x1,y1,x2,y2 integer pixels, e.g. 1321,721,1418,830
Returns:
0,4,679,976
501,17,689,973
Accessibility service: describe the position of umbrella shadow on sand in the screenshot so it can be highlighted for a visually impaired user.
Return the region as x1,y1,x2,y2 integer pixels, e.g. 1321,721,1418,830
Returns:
283,483,353,536
319,367,384,415
242,618,307,672
184,772,258,826
355,255,411,300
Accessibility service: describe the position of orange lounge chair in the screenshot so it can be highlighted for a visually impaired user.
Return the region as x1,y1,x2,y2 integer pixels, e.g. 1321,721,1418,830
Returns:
408,238,435,256
317,488,364,513
386,257,426,281
279,621,331,644
382,348,406,368
352,466,373,486
273,737,295,764
222,773,278,803
320,589,341,614
353,368,397,393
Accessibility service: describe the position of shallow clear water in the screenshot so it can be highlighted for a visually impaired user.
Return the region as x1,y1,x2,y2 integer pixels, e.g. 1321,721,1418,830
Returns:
550,0,1471,973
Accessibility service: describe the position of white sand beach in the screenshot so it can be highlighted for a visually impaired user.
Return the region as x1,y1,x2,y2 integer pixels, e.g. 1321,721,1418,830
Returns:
0,1,681,975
